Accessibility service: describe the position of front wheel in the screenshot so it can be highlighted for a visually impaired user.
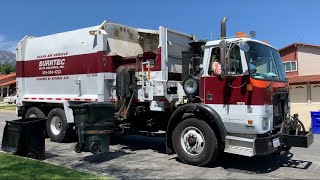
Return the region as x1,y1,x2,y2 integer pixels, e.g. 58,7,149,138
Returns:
172,118,220,166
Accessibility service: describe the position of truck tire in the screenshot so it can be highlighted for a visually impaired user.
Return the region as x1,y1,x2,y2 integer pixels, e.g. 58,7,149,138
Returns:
25,107,46,118
46,108,69,142
172,118,220,166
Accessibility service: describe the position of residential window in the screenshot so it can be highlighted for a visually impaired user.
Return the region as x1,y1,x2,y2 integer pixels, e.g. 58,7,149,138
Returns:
283,61,297,72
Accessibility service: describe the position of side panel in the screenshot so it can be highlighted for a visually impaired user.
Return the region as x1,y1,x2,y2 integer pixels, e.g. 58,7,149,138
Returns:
200,75,272,134
17,72,115,102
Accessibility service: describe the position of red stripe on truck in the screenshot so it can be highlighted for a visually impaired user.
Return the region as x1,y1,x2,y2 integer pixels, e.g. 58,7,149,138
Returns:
47,98,52,100
56,98,62,100
16,51,136,78
39,98,44,100
31,98,36,100
74,98,80,101
24,97,29,100
85,98,91,101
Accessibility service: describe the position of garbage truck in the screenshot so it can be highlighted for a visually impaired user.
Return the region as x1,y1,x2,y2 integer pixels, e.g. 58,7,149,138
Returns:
16,17,313,166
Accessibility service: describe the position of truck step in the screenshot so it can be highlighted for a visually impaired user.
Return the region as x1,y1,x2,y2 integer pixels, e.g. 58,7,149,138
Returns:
224,135,255,157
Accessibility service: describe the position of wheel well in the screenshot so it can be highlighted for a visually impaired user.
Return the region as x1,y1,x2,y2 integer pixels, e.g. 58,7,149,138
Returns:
166,104,227,154
23,102,64,117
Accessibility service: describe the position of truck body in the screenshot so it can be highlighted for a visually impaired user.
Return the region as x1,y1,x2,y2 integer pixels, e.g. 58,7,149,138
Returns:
16,18,313,166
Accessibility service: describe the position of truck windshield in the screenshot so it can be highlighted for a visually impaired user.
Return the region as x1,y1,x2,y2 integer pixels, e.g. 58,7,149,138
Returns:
245,41,287,81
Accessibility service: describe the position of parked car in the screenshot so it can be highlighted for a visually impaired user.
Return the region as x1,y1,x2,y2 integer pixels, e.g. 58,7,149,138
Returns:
3,94,17,104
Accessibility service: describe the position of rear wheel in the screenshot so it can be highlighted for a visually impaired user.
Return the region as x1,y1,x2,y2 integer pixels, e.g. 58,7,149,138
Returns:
172,118,220,166
46,108,70,142
25,107,46,118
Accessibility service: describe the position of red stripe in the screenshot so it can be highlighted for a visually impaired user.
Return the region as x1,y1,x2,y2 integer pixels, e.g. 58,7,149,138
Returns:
95,99,98,102
24,97,29,100
200,75,288,105
31,98,36,100
39,98,44,100
16,51,136,78
47,98,52,100
85,98,91,101
56,98,61,100
65,98,70,100
74,98,80,101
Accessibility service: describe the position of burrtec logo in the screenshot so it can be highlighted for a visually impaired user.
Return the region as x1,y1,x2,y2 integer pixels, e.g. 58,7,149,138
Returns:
39,58,65,68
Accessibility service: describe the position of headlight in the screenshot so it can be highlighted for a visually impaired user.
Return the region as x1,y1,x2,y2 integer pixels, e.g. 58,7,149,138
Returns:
262,118,269,131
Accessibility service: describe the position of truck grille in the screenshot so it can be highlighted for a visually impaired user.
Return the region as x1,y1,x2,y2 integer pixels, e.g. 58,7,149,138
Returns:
273,92,289,128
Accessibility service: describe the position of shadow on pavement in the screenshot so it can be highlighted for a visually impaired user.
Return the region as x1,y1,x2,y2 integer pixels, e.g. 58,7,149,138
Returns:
111,134,167,154
45,153,59,159
215,152,312,174
81,150,133,164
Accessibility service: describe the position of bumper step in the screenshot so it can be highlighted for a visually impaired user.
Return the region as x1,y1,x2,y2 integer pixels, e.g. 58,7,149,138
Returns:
224,136,255,157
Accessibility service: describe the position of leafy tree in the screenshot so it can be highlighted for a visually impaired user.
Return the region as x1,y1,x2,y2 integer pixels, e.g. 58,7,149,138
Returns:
0,63,15,75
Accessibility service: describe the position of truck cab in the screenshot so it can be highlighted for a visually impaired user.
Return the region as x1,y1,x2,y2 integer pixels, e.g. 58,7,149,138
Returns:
167,22,313,166
201,37,287,135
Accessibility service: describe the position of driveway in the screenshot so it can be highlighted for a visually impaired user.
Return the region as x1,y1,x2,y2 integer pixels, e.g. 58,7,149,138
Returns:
0,110,319,179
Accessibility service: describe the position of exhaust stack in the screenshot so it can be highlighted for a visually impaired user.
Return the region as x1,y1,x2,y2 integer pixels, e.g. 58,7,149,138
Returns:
221,17,227,39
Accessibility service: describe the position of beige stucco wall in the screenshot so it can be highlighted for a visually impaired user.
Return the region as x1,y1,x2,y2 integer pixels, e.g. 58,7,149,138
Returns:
290,103,320,130
297,46,320,75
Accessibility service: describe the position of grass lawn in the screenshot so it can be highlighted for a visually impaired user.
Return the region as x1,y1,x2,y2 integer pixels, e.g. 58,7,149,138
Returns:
0,152,107,179
0,104,16,111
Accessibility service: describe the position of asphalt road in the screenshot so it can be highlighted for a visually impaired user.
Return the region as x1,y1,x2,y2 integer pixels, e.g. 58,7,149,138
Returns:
0,110,319,179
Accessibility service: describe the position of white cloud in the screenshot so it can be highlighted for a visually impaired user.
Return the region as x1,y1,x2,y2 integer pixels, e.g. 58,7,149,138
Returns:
0,34,18,53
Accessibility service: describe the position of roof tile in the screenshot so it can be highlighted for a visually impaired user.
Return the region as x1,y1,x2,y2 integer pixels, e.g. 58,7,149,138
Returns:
288,74,320,84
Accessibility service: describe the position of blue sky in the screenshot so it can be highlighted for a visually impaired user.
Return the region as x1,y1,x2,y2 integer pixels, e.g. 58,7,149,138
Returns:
0,0,319,52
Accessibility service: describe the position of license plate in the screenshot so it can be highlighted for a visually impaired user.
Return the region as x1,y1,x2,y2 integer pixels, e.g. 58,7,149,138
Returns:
273,138,281,148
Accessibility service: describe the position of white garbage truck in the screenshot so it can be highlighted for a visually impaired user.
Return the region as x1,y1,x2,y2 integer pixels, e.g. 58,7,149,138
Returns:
16,17,313,166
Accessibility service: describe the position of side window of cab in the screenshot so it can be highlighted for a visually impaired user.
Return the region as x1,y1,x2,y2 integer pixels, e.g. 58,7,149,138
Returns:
208,47,221,76
208,45,244,76
228,45,243,75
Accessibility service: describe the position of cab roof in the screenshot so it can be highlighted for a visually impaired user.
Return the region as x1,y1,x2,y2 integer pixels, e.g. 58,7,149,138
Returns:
205,37,276,49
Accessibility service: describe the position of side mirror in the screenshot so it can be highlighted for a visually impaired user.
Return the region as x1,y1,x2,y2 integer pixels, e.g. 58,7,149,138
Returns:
219,40,227,77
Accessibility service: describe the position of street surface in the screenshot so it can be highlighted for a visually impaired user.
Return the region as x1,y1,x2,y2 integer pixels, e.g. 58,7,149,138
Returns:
0,110,319,179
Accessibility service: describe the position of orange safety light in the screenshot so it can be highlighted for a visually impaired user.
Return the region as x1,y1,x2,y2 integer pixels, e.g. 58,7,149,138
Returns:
236,32,247,38
247,120,253,125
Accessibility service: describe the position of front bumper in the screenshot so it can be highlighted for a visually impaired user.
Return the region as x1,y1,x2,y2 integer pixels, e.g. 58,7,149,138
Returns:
255,131,314,156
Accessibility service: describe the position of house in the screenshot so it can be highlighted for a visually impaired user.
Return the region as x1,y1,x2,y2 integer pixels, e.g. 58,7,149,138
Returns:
0,72,16,97
279,43,320,128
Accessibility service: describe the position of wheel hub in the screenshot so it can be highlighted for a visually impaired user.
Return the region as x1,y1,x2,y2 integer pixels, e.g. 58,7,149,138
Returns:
181,126,205,155
187,135,197,146
50,116,62,135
